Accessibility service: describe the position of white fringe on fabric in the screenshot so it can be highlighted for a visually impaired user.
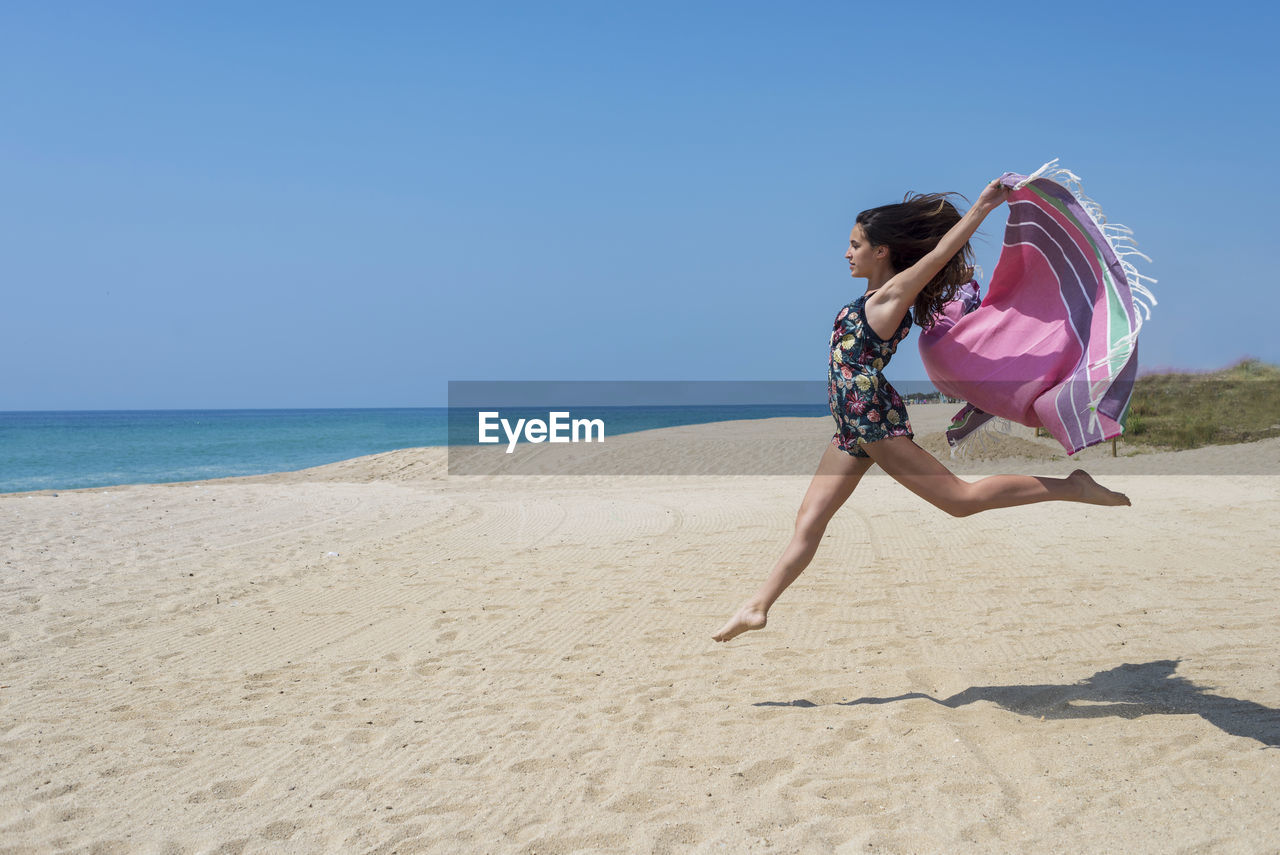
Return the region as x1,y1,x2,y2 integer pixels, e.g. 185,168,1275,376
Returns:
1019,157,1159,331
948,414,1014,459
1017,158,1158,437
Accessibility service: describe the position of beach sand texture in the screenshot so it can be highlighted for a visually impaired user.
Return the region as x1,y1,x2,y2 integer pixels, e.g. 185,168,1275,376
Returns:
4,407,1280,853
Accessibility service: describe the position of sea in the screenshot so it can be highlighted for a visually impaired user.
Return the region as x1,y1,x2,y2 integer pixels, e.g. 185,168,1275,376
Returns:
0,405,832,494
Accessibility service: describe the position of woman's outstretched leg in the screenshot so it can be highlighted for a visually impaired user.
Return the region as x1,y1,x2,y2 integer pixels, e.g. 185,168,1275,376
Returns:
713,443,875,642
863,436,1129,516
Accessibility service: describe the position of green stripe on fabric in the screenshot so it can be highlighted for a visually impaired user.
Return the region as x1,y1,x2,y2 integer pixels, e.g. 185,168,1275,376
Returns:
1027,182,1133,379
1104,270,1131,376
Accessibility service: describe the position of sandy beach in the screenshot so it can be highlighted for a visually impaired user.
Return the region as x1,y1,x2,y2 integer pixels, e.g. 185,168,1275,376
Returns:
4,405,1279,853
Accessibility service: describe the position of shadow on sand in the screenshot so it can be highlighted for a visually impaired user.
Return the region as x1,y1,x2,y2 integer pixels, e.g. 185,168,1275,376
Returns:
756,660,1280,748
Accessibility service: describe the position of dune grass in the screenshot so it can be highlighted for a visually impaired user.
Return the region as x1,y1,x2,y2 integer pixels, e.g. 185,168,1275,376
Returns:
1122,359,1280,450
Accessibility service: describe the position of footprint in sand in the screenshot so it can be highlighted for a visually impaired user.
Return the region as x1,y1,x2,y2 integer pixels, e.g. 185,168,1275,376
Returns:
260,820,299,841
30,782,80,803
654,823,704,848
732,757,795,786
606,791,672,813
187,778,256,803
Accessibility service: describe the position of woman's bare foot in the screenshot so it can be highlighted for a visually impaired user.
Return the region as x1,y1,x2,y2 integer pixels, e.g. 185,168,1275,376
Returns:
1068,469,1131,506
713,604,768,642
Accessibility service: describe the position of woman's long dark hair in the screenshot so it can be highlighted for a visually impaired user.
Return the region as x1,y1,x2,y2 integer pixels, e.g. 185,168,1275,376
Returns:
856,192,975,329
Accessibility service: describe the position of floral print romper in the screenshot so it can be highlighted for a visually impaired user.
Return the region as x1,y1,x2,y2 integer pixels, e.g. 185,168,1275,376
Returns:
829,293,914,457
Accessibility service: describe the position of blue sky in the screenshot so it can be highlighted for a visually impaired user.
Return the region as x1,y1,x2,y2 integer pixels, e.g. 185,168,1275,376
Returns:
3,1,1276,409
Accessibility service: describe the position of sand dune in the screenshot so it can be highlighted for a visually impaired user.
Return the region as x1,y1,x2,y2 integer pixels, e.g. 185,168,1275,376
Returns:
3,410,1279,852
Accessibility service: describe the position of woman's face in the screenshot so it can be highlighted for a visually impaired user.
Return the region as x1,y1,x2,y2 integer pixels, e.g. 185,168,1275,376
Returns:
845,223,880,279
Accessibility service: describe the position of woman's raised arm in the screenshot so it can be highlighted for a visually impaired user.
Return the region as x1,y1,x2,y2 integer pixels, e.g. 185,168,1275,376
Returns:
870,179,1011,318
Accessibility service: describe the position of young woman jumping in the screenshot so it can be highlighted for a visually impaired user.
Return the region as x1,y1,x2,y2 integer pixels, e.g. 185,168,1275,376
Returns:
712,178,1130,643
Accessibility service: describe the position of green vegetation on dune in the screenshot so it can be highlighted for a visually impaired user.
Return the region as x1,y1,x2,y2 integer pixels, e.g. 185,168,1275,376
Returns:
1122,359,1280,450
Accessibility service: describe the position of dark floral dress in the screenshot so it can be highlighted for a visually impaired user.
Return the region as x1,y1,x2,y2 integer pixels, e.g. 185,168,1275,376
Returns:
829,293,914,457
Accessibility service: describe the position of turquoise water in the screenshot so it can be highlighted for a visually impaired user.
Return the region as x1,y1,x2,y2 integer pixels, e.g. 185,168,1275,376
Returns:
0,409,448,494
0,405,830,493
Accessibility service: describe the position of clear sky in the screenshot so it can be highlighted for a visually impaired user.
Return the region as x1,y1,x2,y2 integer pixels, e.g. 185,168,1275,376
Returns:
3,1,1276,409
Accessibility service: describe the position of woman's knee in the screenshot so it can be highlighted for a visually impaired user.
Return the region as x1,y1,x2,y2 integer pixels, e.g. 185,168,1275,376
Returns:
893,476,978,517
934,486,981,517
940,499,978,518
793,505,833,538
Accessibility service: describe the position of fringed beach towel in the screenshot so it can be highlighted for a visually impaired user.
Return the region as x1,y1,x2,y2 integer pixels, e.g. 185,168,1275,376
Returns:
918,159,1157,455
